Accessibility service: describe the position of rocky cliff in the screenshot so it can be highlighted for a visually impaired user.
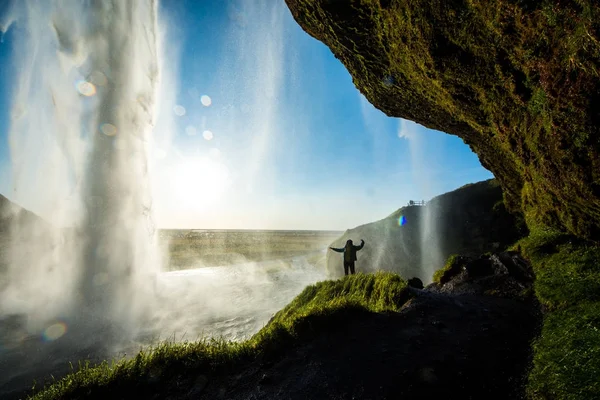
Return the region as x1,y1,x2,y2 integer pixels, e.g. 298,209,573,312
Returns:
285,0,600,240
326,179,527,281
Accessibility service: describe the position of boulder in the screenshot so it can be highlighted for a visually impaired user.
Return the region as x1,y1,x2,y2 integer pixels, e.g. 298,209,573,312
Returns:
430,251,535,298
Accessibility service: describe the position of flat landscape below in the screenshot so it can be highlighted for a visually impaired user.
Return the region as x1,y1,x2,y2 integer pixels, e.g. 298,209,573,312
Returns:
160,229,343,270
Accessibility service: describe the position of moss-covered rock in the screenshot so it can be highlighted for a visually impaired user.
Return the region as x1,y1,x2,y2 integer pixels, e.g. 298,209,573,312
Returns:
284,0,600,240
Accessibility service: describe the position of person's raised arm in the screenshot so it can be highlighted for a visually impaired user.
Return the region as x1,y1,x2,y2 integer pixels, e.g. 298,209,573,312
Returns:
355,239,365,251
329,246,345,253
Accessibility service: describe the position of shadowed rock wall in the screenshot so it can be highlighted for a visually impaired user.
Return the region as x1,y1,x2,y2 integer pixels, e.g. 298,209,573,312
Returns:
285,0,600,240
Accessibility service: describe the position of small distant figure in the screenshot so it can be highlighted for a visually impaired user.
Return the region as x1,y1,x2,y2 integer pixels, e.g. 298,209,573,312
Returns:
329,239,365,275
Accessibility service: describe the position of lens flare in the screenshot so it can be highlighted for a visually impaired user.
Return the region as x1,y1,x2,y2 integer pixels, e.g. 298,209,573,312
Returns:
100,123,117,136
203,130,213,141
42,322,67,342
75,80,96,96
200,95,212,107
398,215,407,226
173,105,186,116
383,75,396,87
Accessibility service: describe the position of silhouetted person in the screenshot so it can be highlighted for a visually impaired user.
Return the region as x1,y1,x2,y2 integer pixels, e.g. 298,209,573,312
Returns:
329,239,365,275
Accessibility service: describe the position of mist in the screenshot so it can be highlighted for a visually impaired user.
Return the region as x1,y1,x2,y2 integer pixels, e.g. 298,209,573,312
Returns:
398,119,444,282
0,1,329,398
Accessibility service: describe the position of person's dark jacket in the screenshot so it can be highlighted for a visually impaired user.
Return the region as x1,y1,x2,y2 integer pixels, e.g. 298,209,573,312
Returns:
330,239,365,263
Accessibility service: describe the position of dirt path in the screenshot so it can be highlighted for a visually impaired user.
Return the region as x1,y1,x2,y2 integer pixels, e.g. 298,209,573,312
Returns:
190,289,541,400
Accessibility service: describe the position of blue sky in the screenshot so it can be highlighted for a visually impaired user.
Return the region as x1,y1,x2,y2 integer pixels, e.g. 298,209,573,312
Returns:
0,0,492,230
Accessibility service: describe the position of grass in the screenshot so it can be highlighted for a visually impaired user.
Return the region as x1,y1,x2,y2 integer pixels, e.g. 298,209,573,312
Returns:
30,339,252,400
432,253,464,284
30,272,410,400
510,229,600,399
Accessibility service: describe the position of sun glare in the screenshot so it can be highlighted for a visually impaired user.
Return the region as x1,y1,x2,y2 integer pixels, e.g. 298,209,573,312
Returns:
170,157,230,210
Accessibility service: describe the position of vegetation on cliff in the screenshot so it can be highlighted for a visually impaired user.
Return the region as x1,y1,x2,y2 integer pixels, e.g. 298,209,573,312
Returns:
284,1,600,398
514,229,600,399
30,273,410,399
284,0,600,240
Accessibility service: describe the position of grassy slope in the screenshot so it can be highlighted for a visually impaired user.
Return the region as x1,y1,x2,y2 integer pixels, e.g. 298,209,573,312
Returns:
31,273,409,400
511,230,600,399
31,228,600,399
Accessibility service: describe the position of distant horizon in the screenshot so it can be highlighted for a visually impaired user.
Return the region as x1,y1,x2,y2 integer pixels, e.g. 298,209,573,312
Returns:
0,176,486,232
159,227,345,232
0,1,493,231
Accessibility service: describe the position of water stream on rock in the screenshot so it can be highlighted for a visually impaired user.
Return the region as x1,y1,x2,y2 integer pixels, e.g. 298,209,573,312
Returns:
398,118,444,284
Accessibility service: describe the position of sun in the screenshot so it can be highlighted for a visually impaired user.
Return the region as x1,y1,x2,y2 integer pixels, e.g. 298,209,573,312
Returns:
169,157,230,210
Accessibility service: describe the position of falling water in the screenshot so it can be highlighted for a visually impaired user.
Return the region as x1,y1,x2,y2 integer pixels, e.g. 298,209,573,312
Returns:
1,0,162,342
398,119,443,284
0,3,332,397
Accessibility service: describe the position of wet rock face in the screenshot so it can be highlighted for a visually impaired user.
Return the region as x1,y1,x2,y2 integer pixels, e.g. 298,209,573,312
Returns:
284,0,600,240
428,251,535,298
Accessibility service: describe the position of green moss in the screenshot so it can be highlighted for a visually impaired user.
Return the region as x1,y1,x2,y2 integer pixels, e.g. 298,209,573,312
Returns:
30,273,410,400
432,253,464,284
513,229,600,399
285,0,600,240
514,229,600,309
527,302,600,399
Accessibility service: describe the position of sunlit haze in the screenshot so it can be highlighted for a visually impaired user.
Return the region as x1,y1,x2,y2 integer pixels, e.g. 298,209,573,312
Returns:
0,0,492,231
0,2,500,397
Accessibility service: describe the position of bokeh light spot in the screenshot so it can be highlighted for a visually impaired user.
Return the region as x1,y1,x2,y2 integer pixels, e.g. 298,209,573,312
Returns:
76,80,96,97
200,95,212,107
383,75,396,87
100,123,117,136
185,126,197,136
203,130,213,141
173,105,186,116
42,322,67,342
398,215,407,226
